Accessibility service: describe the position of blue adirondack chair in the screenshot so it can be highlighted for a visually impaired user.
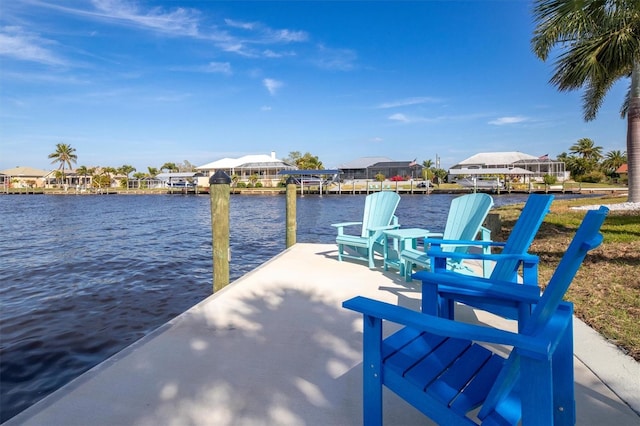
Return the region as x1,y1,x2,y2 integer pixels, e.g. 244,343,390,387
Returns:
416,194,554,323
332,191,401,268
343,206,609,425
400,193,494,281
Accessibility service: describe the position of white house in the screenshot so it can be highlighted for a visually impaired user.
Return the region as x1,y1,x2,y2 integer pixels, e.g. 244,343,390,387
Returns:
196,152,296,187
449,151,568,182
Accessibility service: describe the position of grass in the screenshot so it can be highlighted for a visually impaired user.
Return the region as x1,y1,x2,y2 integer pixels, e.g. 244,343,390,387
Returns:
492,195,640,361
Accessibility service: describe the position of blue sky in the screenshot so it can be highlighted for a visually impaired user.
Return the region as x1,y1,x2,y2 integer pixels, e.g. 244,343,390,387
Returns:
0,0,629,172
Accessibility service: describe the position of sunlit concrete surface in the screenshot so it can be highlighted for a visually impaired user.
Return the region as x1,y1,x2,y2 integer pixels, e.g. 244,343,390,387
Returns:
5,244,639,425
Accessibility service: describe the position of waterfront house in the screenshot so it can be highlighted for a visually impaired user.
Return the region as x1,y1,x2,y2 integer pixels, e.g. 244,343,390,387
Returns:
448,151,568,183
0,166,52,189
338,157,423,180
196,152,296,187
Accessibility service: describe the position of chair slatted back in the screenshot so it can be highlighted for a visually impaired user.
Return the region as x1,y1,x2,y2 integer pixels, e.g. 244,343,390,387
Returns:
480,206,608,421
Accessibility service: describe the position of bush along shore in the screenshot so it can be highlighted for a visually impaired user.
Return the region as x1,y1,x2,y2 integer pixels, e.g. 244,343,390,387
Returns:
493,195,640,361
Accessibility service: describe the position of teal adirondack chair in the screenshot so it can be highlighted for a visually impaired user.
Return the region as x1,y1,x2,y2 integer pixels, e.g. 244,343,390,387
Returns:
416,194,554,323
400,193,494,281
332,191,401,268
343,206,609,425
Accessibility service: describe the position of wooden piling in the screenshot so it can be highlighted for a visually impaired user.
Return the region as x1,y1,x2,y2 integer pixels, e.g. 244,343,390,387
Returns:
209,171,231,293
286,179,297,248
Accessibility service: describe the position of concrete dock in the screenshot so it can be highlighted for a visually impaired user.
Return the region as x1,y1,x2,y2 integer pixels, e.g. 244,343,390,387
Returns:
5,243,639,425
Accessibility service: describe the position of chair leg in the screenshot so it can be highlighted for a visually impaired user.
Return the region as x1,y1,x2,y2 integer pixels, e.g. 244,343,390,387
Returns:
363,315,383,426
368,250,375,269
404,260,413,282
337,243,344,262
552,316,576,425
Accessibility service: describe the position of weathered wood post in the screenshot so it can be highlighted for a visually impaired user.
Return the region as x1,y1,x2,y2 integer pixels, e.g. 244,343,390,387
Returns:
286,176,297,248
209,170,231,293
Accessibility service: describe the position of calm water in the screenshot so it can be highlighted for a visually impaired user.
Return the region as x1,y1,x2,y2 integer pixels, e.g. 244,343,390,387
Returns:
0,192,569,421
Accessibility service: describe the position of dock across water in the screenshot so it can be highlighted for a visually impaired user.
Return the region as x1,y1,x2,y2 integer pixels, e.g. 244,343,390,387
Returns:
5,244,639,425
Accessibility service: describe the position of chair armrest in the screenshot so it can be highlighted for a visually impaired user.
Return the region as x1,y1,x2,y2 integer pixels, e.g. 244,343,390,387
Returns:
331,221,362,228
412,269,541,303
423,238,506,249
426,250,539,265
368,223,401,232
343,296,554,359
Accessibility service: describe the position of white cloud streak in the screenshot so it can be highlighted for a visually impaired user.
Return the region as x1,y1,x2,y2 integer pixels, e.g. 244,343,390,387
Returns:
388,113,410,123
488,116,528,125
263,78,283,95
377,96,440,109
0,26,67,66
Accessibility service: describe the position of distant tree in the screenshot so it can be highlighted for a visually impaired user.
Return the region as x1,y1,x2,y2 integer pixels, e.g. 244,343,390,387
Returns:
76,165,90,188
100,167,117,188
147,167,159,178
570,138,603,162
118,165,136,178
161,162,178,173
422,159,434,169
375,173,385,182
48,143,77,186
601,150,628,176
248,173,259,187
178,160,196,172
532,0,640,201
285,151,324,169
432,168,448,185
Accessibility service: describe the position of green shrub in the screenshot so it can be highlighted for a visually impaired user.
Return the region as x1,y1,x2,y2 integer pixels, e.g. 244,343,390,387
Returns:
577,171,606,183
236,182,247,188
542,174,557,185
255,182,263,188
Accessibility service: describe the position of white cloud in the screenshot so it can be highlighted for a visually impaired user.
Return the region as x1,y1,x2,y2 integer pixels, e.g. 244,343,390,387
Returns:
263,78,283,95
90,0,201,36
0,26,67,66
313,44,357,71
377,97,440,109
488,116,528,125
388,113,410,123
370,137,383,143
261,106,272,111
224,18,256,30
205,61,232,74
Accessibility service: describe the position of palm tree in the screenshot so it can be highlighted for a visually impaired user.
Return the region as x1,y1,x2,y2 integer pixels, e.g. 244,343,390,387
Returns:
48,143,77,187
76,165,90,189
602,150,628,175
532,0,640,202
569,138,603,162
161,162,178,173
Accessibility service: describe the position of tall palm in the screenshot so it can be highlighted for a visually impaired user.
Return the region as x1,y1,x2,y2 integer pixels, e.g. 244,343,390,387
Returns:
570,138,603,162
532,0,640,202
76,165,90,188
48,143,77,186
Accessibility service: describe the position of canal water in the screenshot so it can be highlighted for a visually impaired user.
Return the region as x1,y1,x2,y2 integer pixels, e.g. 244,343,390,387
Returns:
0,192,567,421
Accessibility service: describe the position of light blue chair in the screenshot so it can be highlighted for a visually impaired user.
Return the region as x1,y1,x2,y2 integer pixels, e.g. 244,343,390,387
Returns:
417,194,553,323
332,191,401,269
343,206,609,426
400,193,494,280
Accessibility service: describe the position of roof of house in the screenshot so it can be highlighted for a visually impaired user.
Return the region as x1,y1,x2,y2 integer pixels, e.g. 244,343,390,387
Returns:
0,166,52,177
338,157,394,169
452,151,539,168
156,172,204,179
616,164,628,173
197,154,295,170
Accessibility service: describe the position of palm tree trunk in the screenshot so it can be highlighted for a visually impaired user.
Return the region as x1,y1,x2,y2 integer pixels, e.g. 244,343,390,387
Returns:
627,62,640,203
